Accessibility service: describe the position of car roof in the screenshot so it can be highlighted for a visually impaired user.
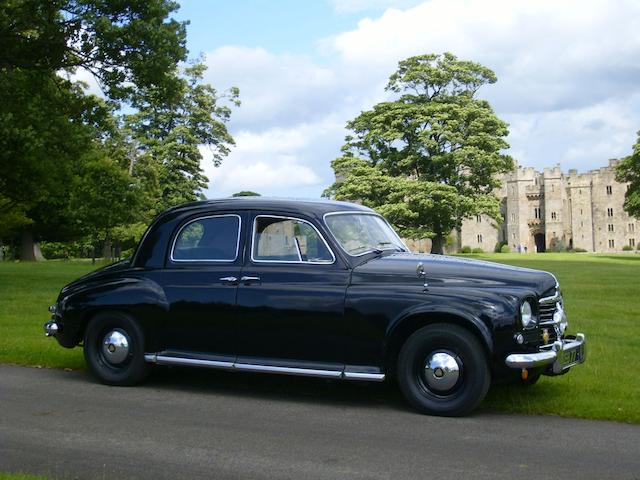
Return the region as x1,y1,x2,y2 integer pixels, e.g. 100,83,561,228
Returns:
161,197,375,217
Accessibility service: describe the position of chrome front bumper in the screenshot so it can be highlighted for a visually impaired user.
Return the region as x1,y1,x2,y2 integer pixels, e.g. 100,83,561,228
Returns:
505,333,586,374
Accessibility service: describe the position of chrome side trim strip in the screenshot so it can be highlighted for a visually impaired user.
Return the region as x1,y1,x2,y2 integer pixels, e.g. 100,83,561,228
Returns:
144,353,385,382
343,371,386,382
234,363,343,379
152,354,235,370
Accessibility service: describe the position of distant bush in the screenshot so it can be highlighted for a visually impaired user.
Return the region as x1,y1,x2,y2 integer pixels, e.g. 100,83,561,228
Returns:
637,244,640,251
471,247,484,253
460,245,472,253
500,245,511,253
548,238,568,252
40,240,93,259
622,245,634,251
573,247,588,253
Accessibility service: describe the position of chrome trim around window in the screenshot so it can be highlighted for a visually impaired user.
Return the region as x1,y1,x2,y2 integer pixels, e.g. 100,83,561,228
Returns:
323,211,410,257
170,214,242,263
251,214,336,265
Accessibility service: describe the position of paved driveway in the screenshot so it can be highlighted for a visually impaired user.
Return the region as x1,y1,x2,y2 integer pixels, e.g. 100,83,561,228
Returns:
1,365,638,479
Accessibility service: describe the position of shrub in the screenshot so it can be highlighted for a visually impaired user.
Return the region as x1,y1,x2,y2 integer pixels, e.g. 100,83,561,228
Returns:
471,247,484,253
460,245,472,253
622,245,634,251
637,244,640,251
494,241,507,253
500,245,511,253
573,247,588,253
548,238,568,252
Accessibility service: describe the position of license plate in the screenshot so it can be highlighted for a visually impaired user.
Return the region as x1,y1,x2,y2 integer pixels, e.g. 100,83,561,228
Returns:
559,343,584,368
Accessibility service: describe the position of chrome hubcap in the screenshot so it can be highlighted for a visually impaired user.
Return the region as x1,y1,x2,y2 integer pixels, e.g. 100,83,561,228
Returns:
423,351,461,392
101,330,130,365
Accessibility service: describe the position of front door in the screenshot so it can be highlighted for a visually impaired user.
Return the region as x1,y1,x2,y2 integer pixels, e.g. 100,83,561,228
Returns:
162,212,245,357
235,213,350,366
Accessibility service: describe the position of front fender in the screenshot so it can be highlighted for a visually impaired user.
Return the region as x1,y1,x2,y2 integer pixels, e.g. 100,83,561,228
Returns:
56,272,168,349
385,287,522,358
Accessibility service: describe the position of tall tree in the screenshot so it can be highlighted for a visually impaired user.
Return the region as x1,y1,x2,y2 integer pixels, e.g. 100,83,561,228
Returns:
127,62,239,211
0,0,188,259
326,53,513,253
616,131,640,219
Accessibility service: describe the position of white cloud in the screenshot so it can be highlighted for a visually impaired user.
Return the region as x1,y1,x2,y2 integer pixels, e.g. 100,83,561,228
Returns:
201,119,345,198
200,0,640,198
329,0,424,14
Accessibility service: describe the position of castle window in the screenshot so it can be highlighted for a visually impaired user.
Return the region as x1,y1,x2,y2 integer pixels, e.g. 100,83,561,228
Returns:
476,215,482,223
511,213,515,222
630,223,635,232
581,221,584,227
551,212,557,220
630,238,636,247
607,208,614,217
608,224,614,232
512,233,516,240
608,239,615,248
606,185,612,195
580,209,583,214
477,234,483,243
579,189,582,195
534,207,541,219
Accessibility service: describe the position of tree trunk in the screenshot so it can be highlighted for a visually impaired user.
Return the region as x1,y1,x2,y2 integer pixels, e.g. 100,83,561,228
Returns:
20,229,45,261
102,239,112,262
431,233,445,255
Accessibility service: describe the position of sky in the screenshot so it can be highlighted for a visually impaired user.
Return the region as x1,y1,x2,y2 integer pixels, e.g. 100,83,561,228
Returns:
169,0,640,199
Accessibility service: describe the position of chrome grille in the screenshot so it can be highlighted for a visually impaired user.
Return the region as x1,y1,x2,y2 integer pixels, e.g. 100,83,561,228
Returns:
538,302,557,324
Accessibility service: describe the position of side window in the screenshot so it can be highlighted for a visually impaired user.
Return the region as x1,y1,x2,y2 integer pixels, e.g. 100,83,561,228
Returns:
252,216,333,263
172,215,240,261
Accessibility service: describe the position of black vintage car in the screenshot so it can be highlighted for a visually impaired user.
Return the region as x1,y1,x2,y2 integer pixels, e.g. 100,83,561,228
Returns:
44,198,586,416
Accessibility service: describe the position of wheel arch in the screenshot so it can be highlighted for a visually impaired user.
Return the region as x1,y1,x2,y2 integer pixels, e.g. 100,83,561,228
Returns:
384,309,493,376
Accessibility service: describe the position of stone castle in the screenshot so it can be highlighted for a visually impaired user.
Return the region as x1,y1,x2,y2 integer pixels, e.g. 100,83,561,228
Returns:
459,160,638,253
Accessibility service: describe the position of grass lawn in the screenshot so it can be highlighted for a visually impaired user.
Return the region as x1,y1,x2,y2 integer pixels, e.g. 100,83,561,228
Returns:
0,474,48,480
0,260,95,369
0,253,638,423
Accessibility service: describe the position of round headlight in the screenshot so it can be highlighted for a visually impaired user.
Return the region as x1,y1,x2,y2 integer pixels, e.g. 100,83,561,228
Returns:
520,301,535,328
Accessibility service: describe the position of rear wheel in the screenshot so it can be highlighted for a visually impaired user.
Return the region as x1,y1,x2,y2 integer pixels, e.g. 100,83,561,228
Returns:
397,323,490,416
83,311,150,386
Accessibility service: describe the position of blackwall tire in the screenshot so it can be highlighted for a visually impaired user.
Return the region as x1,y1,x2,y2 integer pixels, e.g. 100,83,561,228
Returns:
397,323,490,417
83,311,150,386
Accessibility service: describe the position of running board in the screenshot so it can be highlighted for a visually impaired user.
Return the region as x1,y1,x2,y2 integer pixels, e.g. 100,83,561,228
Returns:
144,353,385,382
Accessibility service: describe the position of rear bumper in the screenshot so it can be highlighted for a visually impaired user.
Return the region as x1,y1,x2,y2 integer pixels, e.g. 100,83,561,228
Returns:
505,333,586,374
44,320,60,337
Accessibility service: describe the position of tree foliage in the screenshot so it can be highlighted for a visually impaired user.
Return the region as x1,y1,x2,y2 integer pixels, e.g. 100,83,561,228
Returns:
327,53,513,253
232,191,261,197
0,0,187,103
616,131,640,219
126,62,239,211
0,1,238,260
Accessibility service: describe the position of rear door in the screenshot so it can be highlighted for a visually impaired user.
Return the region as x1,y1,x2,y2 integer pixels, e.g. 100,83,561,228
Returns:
161,212,246,357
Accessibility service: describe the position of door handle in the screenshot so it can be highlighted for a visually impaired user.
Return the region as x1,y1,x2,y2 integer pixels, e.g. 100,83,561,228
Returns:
240,275,261,285
219,276,238,285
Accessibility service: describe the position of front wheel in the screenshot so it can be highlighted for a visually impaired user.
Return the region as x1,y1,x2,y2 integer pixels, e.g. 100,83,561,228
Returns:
83,311,150,386
397,323,490,416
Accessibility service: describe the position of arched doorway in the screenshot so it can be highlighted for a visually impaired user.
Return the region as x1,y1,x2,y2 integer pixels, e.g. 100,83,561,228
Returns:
534,233,546,253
